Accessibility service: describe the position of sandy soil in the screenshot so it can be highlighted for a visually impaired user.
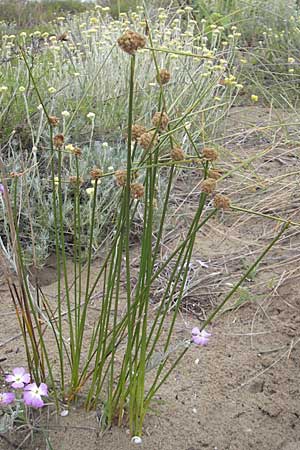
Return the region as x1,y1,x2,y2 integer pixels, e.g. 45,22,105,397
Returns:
1,106,300,450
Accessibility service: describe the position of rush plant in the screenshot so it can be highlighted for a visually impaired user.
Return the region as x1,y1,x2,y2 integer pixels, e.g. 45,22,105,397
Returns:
0,18,290,441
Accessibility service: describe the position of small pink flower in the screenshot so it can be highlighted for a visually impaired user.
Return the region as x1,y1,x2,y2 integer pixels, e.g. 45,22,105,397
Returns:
0,183,4,195
191,327,211,346
23,383,48,409
0,392,15,406
5,367,31,389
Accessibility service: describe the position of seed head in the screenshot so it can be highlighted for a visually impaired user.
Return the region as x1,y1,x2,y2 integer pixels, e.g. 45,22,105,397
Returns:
201,178,217,194
139,131,157,150
202,147,218,161
49,115,59,126
132,124,147,141
72,147,82,157
53,134,64,148
152,111,169,130
117,30,146,55
208,169,222,180
131,183,144,199
115,169,127,187
90,167,103,180
214,193,231,209
157,68,171,85
170,146,185,161
69,176,83,186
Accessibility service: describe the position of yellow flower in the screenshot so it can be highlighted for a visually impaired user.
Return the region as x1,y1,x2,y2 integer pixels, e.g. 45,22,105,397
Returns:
65,144,75,152
251,94,258,102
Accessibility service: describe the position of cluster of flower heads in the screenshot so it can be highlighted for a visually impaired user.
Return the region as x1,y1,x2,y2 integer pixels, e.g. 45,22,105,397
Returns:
0,367,48,409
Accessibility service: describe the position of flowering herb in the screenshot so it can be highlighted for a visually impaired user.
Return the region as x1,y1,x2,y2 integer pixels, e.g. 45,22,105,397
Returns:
191,328,211,346
0,392,15,406
5,367,31,389
0,183,4,195
23,383,48,408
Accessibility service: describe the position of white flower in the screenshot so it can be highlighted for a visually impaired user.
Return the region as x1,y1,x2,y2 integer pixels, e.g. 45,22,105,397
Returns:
87,112,95,120
61,110,70,118
131,436,142,445
0,86,8,93
37,104,43,111
86,187,95,197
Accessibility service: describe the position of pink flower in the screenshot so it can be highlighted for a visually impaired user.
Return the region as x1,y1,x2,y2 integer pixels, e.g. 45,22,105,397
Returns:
0,392,15,406
23,383,48,408
191,327,211,346
5,367,31,389
0,183,4,195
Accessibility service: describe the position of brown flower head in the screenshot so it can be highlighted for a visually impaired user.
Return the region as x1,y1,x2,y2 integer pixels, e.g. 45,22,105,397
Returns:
170,146,185,161
208,169,222,180
69,175,84,187
72,147,82,157
132,124,147,141
53,133,64,147
90,167,103,180
202,147,219,161
117,30,146,55
139,131,157,150
201,178,217,194
131,183,144,199
213,193,231,209
49,115,59,126
152,111,169,130
115,169,127,187
157,68,171,85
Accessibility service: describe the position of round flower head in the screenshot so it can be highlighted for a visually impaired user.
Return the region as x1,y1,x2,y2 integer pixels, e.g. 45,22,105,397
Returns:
90,167,103,180
191,327,211,346
117,30,146,55
157,68,171,85
214,193,231,210
5,367,30,389
115,169,127,187
152,111,169,130
53,134,64,148
138,131,157,150
0,392,15,406
72,147,82,157
208,169,222,180
69,175,84,187
131,124,147,141
201,178,217,194
61,110,70,118
202,147,218,161
86,187,95,197
131,183,144,199
170,146,185,161
23,383,48,408
87,112,95,120
48,115,59,126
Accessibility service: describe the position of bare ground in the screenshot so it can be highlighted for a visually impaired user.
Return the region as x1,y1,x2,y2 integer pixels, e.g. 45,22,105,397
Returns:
1,106,300,450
